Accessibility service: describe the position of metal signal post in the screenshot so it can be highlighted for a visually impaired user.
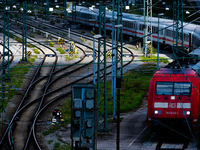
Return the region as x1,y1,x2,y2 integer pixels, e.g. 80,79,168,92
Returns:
3,3,10,80
172,0,184,67
46,0,49,20
2,1,15,148
112,0,123,119
64,0,67,21
97,5,108,132
22,1,27,61
143,0,152,57
72,0,77,23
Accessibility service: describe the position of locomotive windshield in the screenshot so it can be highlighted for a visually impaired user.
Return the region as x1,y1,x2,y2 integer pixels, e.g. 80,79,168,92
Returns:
155,82,191,96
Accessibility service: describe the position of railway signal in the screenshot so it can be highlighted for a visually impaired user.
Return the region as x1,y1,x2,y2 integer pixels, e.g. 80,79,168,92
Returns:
27,51,31,57
71,84,97,150
52,109,62,118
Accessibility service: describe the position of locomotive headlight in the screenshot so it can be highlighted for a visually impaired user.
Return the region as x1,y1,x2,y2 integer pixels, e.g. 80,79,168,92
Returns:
183,111,190,115
154,110,162,114
186,111,190,115
154,110,158,114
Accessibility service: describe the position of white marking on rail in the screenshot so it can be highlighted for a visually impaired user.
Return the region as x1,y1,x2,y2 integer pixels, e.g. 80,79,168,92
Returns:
128,126,147,147
161,143,184,149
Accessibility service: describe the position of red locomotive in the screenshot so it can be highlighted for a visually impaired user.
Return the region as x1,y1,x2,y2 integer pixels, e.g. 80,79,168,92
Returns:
147,68,200,130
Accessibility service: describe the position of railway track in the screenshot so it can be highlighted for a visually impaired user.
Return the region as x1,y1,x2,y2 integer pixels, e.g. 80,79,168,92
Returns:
0,13,135,149
155,129,192,150
0,26,58,149
11,16,129,54
1,46,133,149
0,32,93,149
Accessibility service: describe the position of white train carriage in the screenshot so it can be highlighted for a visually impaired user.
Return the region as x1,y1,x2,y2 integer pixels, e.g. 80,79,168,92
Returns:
67,5,200,49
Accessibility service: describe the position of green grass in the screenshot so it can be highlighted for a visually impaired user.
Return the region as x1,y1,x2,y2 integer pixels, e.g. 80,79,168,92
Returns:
27,43,35,48
128,46,135,50
15,37,23,43
49,41,55,47
33,48,40,54
0,63,33,111
99,64,157,115
57,64,156,124
45,40,55,47
56,47,65,54
60,100,71,123
27,55,37,62
53,142,71,150
140,55,169,63
65,55,78,61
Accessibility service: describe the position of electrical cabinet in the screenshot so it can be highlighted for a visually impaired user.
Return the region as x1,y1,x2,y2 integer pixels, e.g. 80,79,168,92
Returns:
71,84,96,150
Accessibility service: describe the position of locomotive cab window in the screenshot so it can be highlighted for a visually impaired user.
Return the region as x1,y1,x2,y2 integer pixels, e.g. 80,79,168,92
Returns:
155,82,191,96
174,83,191,95
155,82,173,95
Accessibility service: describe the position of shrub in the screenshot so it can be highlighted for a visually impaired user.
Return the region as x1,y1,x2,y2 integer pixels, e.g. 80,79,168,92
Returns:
27,43,34,48
140,55,168,63
33,48,40,54
56,47,65,54
49,41,54,47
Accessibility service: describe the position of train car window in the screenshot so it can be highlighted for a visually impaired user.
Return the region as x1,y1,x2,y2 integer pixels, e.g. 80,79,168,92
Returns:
133,23,136,29
139,24,142,30
174,83,191,95
178,33,182,40
166,29,172,37
139,24,146,31
184,33,189,42
193,35,199,46
88,14,92,19
160,29,163,35
155,82,173,95
143,25,146,30
92,15,95,19
129,22,133,28
170,30,172,37
82,13,88,19
123,21,127,27
152,26,158,33
106,18,111,23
